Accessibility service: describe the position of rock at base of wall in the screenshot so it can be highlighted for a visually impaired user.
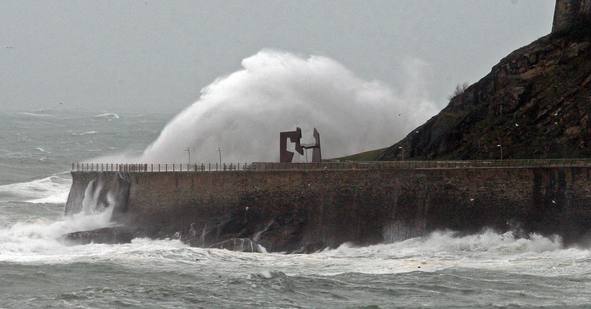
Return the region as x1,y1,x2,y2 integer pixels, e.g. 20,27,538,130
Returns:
63,227,135,245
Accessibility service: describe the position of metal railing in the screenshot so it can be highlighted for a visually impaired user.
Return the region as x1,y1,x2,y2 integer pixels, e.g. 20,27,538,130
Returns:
71,162,250,172
71,159,591,173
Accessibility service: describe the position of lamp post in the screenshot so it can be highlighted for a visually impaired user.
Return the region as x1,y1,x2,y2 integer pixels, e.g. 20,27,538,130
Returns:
398,146,404,161
497,144,503,160
185,148,191,165
217,147,222,166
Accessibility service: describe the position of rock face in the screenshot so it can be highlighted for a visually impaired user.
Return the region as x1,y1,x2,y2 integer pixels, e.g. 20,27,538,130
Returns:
379,22,591,161
553,0,591,33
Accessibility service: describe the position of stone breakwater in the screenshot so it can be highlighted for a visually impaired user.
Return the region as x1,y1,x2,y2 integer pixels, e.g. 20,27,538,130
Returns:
65,163,591,253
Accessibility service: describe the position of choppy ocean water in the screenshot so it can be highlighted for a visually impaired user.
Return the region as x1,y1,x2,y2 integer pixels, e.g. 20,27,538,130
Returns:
1,109,591,308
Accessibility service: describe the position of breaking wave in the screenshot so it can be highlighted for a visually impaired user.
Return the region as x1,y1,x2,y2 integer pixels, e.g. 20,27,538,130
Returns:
137,50,438,163
0,175,71,204
0,208,115,263
17,112,55,118
94,113,120,120
71,130,98,136
1,223,588,279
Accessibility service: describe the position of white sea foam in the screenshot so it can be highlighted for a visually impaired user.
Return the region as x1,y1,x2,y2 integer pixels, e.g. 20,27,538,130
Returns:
17,112,55,118
222,230,591,277
71,130,98,136
0,175,71,204
133,50,438,163
94,113,120,120
0,208,115,263
1,222,588,279
27,191,70,204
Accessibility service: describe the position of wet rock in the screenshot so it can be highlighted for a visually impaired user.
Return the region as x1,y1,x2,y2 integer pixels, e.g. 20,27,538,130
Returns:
63,227,134,244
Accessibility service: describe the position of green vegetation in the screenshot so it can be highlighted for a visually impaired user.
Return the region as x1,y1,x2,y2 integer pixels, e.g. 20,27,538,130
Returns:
331,148,385,161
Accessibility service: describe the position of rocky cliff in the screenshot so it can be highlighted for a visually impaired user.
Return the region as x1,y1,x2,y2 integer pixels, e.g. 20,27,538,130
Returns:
379,22,591,161
553,0,591,33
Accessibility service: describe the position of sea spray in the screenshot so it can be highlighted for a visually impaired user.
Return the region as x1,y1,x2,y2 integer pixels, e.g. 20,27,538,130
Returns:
135,50,437,163
0,174,71,204
0,207,115,262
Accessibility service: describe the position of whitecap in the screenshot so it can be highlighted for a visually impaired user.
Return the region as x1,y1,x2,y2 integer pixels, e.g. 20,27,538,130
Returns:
0,174,72,204
34,147,50,153
71,130,98,136
93,113,120,120
17,112,55,118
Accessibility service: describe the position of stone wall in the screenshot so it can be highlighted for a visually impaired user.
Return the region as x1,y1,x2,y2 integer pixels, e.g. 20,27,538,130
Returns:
67,166,591,252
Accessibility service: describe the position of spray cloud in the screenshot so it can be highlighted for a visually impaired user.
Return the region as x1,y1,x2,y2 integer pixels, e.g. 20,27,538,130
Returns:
140,50,437,163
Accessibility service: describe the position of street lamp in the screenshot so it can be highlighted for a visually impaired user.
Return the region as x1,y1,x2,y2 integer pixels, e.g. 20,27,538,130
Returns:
497,144,503,160
185,148,191,165
398,146,404,161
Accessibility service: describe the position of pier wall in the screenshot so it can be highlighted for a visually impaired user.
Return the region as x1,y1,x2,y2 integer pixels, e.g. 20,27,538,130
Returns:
66,165,591,252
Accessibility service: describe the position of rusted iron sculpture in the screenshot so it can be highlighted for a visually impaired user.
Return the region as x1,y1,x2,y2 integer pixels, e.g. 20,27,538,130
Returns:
279,127,322,163
280,127,304,163
302,128,322,163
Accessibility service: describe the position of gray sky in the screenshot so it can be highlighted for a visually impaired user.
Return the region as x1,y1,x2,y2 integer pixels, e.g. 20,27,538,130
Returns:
0,0,555,114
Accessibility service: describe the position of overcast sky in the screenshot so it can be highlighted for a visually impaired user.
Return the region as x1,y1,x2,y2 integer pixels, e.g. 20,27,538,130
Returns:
0,0,555,113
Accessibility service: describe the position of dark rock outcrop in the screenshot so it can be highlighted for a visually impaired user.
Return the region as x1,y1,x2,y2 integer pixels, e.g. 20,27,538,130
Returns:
379,22,591,161
553,0,591,34
63,227,134,245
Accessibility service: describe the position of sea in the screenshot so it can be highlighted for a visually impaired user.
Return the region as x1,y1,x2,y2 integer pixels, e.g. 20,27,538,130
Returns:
1,109,591,308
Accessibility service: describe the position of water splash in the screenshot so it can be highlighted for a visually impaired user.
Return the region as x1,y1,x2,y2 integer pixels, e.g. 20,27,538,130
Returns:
0,174,71,204
0,208,115,263
134,50,437,163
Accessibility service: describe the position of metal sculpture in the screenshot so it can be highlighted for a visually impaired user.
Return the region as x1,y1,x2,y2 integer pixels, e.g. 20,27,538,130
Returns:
279,127,322,163
302,128,322,163
280,127,304,163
